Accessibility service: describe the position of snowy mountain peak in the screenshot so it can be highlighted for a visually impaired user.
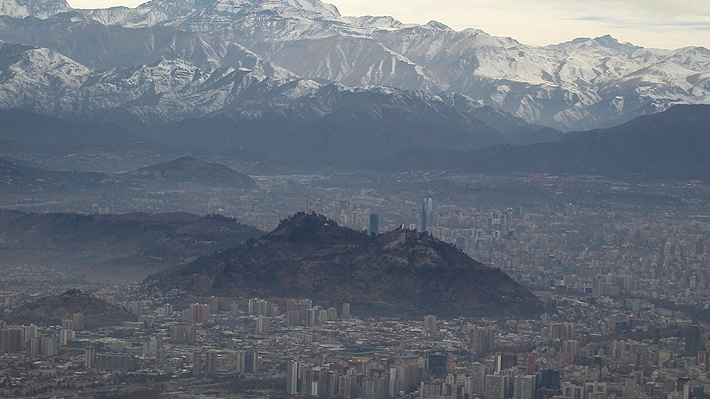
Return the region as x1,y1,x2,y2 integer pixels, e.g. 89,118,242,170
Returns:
345,15,405,31
593,34,640,53
0,0,709,133
0,0,70,19
203,0,340,19
425,20,452,31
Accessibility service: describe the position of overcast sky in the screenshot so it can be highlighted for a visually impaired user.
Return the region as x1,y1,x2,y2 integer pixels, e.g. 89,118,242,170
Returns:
67,0,710,50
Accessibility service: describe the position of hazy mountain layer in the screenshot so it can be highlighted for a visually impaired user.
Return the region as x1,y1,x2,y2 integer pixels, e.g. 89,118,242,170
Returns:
0,210,263,280
148,86,507,164
369,104,710,180
0,157,110,192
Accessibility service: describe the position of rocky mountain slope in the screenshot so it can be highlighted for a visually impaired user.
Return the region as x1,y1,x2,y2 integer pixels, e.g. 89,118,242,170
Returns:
0,0,707,133
0,42,512,163
146,212,542,317
0,12,294,76
0,0,68,19
74,0,710,131
0,42,291,124
5,289,137,329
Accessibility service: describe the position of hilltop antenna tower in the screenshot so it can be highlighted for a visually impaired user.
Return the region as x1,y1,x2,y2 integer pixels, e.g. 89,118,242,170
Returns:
306,195,314,213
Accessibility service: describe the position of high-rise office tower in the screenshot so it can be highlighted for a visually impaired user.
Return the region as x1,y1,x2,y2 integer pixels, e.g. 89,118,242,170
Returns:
514,375,537,399
421,198,433,234
190,303,211,323
470,326,495,354
85,346,97,369
424,315,438,334
342,303,350,319
73,313,85,331
369,214,379,235
205,350,219,376
23,324,38,344
0,328,22,354
256,316,270,334
427,352,448,379
686,325,703,357
287,360,300,395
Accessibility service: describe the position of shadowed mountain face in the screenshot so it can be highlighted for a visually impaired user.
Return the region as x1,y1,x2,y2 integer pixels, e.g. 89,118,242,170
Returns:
368,104,710,181
146,212,542,317
5,290,136,329
0,210,263,281
149,87,507,165
0,109,187,172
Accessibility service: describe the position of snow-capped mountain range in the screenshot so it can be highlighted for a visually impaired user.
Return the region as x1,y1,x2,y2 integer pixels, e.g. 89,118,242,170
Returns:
0,0,709,133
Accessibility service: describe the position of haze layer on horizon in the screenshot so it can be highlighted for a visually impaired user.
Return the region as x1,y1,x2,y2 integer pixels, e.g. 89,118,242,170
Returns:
67,0,710,50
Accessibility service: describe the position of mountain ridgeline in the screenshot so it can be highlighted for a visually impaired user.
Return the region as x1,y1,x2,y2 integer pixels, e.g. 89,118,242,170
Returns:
0,155,258,193
0,157,109,192
368,105,710,180
0,0,708,175
1,0,709,132
146,212,542,317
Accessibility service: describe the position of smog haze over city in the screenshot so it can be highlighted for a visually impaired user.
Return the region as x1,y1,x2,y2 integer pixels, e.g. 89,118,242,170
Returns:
1,0,710,398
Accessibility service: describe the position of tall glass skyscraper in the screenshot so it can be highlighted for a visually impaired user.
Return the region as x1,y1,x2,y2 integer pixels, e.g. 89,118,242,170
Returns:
368,214,379,235
686,325,702,357
421,198,433,234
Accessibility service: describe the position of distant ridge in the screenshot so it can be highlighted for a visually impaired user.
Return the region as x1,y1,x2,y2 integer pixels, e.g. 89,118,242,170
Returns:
0,157,109,192
124,156,257,188
146,212,542,317
368,104,710,180
0,108,182,172
0,210,263,280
